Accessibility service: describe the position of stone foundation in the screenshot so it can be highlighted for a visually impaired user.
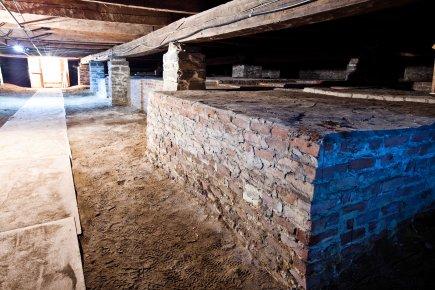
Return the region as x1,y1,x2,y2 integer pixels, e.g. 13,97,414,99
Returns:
233,65,262,78
147,90,435,289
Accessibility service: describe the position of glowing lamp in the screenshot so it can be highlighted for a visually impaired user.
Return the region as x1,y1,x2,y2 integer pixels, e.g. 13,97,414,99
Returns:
13,44,25,53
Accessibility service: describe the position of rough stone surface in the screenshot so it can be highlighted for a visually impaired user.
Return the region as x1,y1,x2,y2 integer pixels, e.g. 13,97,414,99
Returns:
130,77,163,112
163,42,205,91
89,61,105,93
233,65,262,78
413,81,432,93
403,66,432,82
78,63,90,86
262,69,281,79
108,58,130,106
147,90,435,289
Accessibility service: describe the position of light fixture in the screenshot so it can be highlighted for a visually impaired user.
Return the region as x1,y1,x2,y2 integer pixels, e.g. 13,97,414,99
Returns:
13,44,25,53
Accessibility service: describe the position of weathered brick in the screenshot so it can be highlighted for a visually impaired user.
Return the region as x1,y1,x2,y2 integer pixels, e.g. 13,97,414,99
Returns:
255,148,275,162
309,228,338,246
384,135,408,147
271,124,290,139
232,115,250,130
251,120,272,135
343,201,366,214
349,157,374,170
340,227,366,245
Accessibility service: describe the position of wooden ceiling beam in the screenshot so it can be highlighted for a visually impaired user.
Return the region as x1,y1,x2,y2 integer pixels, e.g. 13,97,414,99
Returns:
81,0,415,64
0,0,176,25
79,0,204,15
0,11,156,36
3,26,139,43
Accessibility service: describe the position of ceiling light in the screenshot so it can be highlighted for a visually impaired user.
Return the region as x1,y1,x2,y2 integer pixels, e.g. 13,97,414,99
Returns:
13,44,25,53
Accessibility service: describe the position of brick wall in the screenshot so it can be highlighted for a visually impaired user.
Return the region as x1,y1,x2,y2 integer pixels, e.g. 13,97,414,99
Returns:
147,92,435,289
309,128,435,287
130,77,163,112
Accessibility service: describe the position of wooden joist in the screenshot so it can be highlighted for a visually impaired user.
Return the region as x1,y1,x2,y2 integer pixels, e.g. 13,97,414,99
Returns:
0,0,174,25
80,0,205,15
81,0,414,64
0,11,155,38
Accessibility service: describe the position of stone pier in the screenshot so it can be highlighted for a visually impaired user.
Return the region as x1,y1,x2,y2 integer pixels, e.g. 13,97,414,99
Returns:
89,61,105,93
78,63,90,86
163,42,206,91
108,58,130,106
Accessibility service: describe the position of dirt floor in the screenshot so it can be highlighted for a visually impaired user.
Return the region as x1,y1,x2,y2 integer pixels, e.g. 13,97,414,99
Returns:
0,87,34,127
64,93,284,290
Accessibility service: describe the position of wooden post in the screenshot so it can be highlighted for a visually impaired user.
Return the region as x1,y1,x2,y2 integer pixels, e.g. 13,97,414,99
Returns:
431,46,435,95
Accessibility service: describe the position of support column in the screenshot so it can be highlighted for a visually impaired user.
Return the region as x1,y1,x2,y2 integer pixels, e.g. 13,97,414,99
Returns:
431,52,435,95
89,61,105,93
108,58,130,106
163,42,206,91
77,63,90,86
0,65,3,86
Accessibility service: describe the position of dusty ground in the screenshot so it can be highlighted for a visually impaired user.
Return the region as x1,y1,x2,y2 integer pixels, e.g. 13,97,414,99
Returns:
0,88,34,127
64,93,284,290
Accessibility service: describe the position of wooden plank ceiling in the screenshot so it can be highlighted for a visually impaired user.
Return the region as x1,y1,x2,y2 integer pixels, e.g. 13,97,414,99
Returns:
81,0,415,63
0,0,226,57
0,0,416,59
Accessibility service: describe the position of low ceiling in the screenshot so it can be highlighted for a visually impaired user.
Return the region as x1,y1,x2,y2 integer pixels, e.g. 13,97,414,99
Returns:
0,0,229,58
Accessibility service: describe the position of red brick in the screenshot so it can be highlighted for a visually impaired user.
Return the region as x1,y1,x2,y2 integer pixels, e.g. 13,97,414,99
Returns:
251,121,271,135
309,228,338,245
244,132,265,147
255,148,275,162
266,137,289,152
292,137,320,157
271,124,289,139
277,157,298,172
295,228,310,245
276,186,299,205
232,115,250,130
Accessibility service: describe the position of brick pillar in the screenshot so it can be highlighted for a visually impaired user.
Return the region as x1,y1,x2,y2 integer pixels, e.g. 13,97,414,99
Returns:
431,58,435,95
108,58,130,106
163,42,206,91
78,63,90,86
